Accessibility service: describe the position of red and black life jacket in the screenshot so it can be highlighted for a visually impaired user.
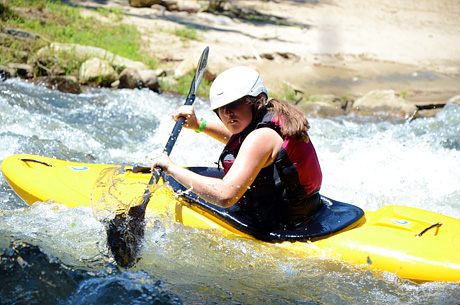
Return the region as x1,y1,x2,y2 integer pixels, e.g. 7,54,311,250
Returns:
218,113,323,230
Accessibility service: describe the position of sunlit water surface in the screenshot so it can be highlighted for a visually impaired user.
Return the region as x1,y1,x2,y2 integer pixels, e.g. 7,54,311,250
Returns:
1,79,459,304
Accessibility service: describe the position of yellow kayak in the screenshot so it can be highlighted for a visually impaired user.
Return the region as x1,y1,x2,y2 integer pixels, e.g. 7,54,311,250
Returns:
2,154,460,282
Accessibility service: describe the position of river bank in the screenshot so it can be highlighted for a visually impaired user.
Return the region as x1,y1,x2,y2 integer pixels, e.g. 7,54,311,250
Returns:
2,0,460,119
69,0,460,103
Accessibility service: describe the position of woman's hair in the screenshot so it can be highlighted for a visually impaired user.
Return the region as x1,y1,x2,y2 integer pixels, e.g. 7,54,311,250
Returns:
249,95,310,141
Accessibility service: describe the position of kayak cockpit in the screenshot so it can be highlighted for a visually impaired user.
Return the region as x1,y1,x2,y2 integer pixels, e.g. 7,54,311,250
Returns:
164,167,365,243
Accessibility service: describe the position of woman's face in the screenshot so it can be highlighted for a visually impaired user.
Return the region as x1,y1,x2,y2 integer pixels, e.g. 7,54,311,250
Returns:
217,98,253,134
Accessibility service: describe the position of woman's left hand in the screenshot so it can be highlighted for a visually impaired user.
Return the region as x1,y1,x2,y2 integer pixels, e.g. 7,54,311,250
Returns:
151,153,176,174
173,105,200,130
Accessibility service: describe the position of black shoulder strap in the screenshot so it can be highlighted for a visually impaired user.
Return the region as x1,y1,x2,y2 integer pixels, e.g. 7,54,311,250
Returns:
255,112,283,137
217,112,282,169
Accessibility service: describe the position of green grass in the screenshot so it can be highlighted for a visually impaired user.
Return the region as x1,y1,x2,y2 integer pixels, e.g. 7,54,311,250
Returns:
0,0,211,95
154,23,202,42
1,0,157,75
2,0,145,63
173,25,201,41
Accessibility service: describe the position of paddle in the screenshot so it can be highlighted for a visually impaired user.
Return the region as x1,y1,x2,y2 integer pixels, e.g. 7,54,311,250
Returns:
106,46,209,267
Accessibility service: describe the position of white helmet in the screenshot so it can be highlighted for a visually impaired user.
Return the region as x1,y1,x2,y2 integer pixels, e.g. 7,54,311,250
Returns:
209,66,267,110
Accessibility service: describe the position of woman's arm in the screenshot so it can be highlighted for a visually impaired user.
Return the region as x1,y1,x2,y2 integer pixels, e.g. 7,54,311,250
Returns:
198,119,232,144
152,128,283,208
174,105,231,144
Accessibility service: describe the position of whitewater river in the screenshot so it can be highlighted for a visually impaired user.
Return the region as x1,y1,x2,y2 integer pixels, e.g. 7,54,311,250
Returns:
1,79,459,304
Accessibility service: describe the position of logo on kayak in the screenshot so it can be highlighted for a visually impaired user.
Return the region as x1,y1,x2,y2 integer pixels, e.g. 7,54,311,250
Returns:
66,166,90,171
392,219,410,225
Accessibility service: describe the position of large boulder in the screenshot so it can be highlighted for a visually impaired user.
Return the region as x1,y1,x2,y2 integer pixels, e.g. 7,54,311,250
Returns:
116,68,160,92
138,69,160,92
118,68,144,89
350,90,417,119
79,58,118,86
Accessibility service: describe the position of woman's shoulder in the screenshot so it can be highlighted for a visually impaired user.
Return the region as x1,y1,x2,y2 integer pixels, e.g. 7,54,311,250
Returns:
237,127,283,167
244,127,283,148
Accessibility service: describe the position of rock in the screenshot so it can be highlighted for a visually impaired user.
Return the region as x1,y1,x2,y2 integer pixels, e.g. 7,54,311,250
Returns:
412,108,441,119
111,80,120,88
0,65,14,80
38,43,148,71
54,76,81,94
297,94,347,118
160,75,179,89
35,56,66,77
162,1,180,11
297,101,346,118
7,63,34,78
118,68,144,89
448,95,460,105
180,6,199,14
173,50,216,83
34,76,82,94
174,51,203,78
4,28,41,41
138,69,160,92
154,68,168,77
117,68,160,92
129,0,162,7
202,62,217,82
350,90,417,119
200,12,234,26
79,58,118,87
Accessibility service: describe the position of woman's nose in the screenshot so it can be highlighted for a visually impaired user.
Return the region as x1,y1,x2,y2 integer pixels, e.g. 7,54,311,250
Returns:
222,106,233,116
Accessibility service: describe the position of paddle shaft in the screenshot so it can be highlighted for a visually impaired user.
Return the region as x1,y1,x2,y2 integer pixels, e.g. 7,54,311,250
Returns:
106,47,208,268
143,90,196,199
163,93,196,156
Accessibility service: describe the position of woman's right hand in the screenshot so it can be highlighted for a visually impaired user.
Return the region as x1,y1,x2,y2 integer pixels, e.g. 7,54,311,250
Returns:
151,153,176,174
173,105,200,130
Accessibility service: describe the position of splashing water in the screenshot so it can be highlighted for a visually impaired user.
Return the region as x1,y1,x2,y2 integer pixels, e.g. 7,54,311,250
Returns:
90,167,159,221
1,79,460,304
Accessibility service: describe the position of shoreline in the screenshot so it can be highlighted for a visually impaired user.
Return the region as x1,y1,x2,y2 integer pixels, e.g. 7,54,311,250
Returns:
68,0,460,106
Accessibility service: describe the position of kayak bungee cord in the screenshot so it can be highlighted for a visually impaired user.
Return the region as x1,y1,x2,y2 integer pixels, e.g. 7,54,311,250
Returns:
105,46,209,267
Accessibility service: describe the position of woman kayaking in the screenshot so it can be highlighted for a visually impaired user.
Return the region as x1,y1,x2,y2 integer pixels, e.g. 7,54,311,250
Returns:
151,66,323,230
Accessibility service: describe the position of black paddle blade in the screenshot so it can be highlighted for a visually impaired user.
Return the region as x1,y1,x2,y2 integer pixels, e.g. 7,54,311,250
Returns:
105,204,147,268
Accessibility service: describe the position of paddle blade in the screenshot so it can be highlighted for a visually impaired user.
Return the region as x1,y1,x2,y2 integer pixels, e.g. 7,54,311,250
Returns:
91,167,158,267
185,46,209,100
193,46,209,96
106,204,147,268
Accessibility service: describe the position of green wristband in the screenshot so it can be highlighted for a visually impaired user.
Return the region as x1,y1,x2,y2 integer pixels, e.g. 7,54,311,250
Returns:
195,118,206,133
